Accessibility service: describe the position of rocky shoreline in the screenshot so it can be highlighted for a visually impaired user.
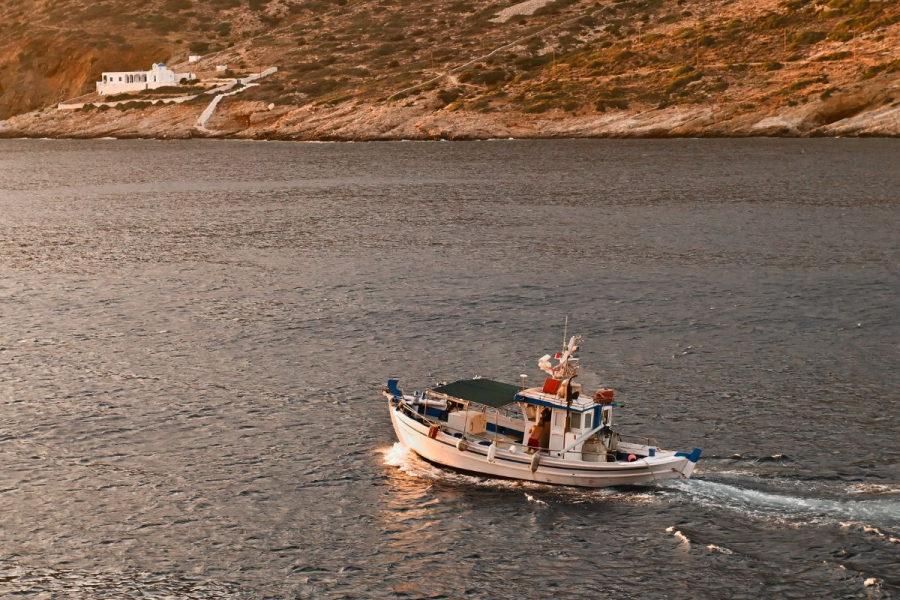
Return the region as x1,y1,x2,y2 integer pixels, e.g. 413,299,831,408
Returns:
2,73,899,141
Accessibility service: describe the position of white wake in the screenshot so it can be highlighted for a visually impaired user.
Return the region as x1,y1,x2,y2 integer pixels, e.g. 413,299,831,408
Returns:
669,478,900,532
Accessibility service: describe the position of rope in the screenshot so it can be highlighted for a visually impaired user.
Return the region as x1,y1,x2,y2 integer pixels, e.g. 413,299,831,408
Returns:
643,458,659,484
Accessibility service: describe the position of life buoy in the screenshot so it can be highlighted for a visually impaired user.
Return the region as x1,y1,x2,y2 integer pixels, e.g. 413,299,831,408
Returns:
428,425,439,439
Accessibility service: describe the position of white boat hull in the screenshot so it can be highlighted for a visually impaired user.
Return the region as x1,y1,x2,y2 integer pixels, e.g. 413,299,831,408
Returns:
389,402,698,488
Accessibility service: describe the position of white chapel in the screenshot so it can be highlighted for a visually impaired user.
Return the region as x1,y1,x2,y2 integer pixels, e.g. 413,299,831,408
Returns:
96,62,195,95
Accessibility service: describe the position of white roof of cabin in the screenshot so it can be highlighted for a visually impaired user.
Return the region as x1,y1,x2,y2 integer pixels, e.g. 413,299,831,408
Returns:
518,388,599,412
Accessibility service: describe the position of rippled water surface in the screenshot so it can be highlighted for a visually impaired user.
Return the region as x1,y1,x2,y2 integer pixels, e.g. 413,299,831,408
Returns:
1,138,898,599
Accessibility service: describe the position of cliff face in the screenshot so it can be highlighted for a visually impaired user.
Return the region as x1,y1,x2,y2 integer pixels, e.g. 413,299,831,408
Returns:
0,0,271,119
1,0,899,138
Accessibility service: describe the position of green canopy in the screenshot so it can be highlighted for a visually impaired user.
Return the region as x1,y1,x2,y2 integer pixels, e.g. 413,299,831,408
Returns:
431,379,522,409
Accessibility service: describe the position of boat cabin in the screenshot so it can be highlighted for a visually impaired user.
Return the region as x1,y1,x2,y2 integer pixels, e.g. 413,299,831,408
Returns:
515,378,617,461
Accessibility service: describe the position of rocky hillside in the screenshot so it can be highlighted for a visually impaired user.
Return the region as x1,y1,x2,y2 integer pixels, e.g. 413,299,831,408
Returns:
1,0,899,138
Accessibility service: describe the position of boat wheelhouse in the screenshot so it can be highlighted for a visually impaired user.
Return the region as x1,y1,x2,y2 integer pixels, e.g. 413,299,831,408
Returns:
383,335,701,488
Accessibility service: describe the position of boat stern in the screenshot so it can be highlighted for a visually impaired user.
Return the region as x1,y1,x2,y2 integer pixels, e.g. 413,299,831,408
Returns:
675,447,702,478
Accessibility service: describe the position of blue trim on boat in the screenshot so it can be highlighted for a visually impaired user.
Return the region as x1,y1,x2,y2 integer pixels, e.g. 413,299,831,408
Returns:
514,394,619,413
387,379,402,397
424,406,448,420
675,447,702,463
485,421,524,442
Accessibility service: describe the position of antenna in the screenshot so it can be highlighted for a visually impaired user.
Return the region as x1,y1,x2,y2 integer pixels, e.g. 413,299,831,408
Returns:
563,316,568,352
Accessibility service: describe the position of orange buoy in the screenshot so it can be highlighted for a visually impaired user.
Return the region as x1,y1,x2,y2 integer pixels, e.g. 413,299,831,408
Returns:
627,454,637,462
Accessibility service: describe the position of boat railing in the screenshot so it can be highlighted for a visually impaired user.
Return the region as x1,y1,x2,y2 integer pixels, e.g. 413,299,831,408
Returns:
617,433,660,448
395,400,629,462
395,397,443,428
425,391,523,420
469,403,524,421
478,437,623,462
396,399,518,436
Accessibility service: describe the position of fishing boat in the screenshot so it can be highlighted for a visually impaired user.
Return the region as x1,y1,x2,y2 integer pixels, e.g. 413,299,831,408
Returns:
383,335,701,488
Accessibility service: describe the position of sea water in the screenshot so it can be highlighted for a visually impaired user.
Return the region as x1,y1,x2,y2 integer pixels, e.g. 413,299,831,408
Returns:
0,138,898,598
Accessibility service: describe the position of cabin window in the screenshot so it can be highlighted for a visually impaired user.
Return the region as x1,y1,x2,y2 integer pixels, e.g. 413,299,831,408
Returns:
524,405,537,421
553,411,565,428
570,413,582,430
583,412,593,429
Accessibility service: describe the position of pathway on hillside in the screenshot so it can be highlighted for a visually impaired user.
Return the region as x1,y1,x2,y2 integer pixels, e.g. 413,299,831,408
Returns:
195,68,278,134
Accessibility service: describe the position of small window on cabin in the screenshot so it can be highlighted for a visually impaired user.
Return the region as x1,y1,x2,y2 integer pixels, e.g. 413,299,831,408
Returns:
553,411,565,428
583,412,593,429
570,413,582,430
602,408,611,425
525,405,537,421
